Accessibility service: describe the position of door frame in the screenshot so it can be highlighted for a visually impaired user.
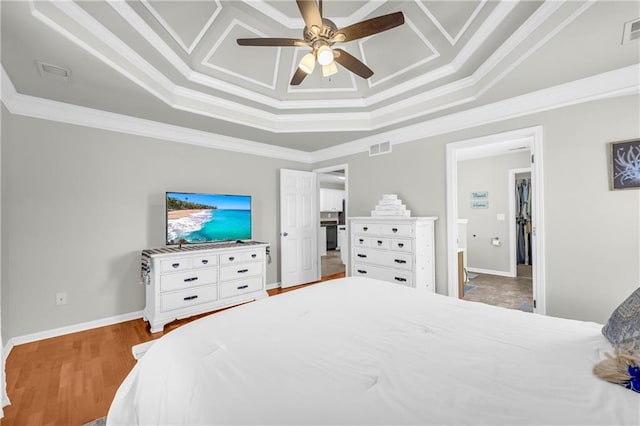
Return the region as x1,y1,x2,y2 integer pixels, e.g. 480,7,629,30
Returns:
446,126,546,314
313,164,349,278
509,167,531,277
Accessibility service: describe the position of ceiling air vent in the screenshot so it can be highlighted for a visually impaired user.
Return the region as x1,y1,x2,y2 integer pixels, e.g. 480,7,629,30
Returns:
622,18,640,44
36,61,72,82
369,141,392,157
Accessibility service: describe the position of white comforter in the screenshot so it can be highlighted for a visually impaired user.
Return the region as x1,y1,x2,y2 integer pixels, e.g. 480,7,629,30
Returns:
108,277,639,425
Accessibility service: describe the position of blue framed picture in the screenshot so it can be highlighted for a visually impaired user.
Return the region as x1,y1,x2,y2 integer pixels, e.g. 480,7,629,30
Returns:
610,139,640,190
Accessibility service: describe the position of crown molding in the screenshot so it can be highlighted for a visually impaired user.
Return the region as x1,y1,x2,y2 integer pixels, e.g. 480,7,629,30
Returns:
0,67,312,163
310,64,640,162
3,65,637,164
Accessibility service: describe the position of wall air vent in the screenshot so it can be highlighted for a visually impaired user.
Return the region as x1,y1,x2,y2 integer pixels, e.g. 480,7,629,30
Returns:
369,141,392,157
36,61,72,82
622,18,640,44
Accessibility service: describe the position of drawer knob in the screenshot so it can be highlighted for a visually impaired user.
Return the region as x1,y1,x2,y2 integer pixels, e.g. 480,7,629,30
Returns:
228,256,235,261
363,227,368,231
183,295,198,301
394,259,407,264
359,239,364,243
237,284,249,290
172,263,180,269
184,277,199,282
392,228,398,233
357,269,367,274
237,269,249,274
398,243,404,248
377,240,382,245
201,259,208,265
357,253,367,258
251,254,257,258
394,277,407,282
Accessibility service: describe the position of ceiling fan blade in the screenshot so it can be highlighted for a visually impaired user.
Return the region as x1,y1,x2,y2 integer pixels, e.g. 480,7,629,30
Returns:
290,67,308,86
333,48,373,79
336,11,404,42
237,38,309,47
297,0,323,31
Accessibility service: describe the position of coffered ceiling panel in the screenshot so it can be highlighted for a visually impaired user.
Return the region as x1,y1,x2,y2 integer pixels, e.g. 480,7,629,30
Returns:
201,21,282,89
142,0,222,54
419,0,485,45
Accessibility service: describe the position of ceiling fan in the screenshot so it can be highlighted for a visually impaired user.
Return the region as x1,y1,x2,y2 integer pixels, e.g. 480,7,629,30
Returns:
236,0,404,85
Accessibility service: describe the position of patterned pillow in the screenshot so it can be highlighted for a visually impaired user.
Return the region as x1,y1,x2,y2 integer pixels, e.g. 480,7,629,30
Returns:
603,287,640,346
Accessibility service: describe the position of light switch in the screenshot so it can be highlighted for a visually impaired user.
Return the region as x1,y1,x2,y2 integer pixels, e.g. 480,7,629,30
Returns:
497,213,505,221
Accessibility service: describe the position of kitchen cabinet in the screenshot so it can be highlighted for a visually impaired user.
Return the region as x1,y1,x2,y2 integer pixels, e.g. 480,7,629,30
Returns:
320,188,344,212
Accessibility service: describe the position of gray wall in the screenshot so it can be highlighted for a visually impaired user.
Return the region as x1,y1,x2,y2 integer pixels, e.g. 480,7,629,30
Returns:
458,152,531,273
1,109,307,341
313,94,640,324
2,94,639,341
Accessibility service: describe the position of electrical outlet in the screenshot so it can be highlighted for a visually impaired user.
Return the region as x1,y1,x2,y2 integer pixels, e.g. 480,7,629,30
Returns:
55,292,67,306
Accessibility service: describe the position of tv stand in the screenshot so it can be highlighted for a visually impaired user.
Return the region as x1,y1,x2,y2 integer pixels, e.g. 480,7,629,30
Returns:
141,241,269,333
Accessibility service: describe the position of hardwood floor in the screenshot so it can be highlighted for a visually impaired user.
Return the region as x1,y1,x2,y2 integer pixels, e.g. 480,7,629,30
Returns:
2,273,344,426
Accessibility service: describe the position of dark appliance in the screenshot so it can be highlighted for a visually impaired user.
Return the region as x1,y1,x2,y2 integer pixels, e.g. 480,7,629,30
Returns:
325,225,338,250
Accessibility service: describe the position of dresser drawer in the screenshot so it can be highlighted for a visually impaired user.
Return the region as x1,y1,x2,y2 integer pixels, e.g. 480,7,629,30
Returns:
220,261,262,281
353,248,413,270
160,284,218,312
219,250,264,265
379,223,412,237
352,263,414,287
218,276,263,299
353,236,391,249
159,257,192,273
160,267,218,292
353,236,369,248
192,254,218,269
371,237,391,249
352,222,380,235
391,238,412,252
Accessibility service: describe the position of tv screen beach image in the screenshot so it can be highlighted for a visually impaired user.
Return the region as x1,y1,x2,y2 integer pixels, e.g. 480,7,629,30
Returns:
166,193,251,244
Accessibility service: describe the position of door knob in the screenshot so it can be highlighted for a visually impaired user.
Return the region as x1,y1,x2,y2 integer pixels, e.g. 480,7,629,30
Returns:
282,232,288,237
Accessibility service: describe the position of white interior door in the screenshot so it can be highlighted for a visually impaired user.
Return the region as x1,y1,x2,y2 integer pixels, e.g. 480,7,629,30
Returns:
280,169,318,288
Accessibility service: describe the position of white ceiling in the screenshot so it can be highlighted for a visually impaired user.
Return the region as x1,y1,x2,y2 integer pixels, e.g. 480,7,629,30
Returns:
1,1,639,154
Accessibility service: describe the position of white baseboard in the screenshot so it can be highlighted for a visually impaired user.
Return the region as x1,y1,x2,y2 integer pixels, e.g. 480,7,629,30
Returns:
466,267,516,278
3,282,282,361
3,311,143,361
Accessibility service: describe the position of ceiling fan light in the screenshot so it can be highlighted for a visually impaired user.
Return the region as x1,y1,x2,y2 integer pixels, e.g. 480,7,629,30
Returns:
322,62,338,77
317,45,334,66
299,53,316,74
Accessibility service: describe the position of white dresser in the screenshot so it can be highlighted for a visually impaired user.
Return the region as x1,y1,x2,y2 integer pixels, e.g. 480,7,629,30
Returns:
349,217,437,291
141,242,269,333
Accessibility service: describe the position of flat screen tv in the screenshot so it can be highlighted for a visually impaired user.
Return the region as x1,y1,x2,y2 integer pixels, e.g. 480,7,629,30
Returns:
166,192,252,245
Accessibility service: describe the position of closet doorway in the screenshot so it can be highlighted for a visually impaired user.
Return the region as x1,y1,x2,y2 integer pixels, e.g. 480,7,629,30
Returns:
446,126,546,314
510,168,532,281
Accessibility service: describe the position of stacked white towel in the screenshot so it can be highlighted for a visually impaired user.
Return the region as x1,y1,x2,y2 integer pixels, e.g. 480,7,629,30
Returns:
371,194,411,217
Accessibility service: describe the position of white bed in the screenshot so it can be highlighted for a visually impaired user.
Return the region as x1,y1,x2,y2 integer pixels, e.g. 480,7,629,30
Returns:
108,277,639,425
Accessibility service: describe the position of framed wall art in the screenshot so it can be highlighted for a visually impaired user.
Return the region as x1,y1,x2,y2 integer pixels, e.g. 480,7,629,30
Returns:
610,139,640,190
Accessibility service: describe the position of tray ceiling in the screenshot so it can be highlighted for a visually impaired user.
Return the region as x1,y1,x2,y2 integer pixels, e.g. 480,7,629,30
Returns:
2,1,637,153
